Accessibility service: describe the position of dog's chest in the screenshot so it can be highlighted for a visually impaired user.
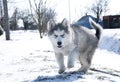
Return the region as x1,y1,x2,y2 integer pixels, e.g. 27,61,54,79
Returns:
60,45,75,55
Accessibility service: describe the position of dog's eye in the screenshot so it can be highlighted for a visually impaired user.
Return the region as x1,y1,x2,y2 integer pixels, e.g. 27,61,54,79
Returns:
61,34,65,38
54,35,58,38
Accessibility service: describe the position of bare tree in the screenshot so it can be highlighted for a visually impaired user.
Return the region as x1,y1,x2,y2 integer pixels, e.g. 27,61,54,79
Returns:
3,0,10,40
17,10,37,30
29,0,56,38
19,11,29,30
9,8,18,30
89,0,109,22
42,8,56,35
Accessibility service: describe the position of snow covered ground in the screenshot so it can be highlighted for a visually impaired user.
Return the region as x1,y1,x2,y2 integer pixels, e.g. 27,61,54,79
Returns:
0,29,120,82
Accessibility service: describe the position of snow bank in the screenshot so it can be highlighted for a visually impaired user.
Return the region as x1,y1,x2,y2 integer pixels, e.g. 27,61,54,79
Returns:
99,29,120,54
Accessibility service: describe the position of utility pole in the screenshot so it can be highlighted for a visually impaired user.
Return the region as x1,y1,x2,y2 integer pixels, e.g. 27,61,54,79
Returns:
0,0,2,18
3,0,10,40
68,0,71,23
0,0,3,25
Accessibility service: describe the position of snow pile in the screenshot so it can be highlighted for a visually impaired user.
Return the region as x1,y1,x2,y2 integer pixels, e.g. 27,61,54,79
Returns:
0,29,120,82
99,29,120,54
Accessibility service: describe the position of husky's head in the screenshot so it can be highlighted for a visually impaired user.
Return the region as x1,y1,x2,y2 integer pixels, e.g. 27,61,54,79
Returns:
47,18,70,49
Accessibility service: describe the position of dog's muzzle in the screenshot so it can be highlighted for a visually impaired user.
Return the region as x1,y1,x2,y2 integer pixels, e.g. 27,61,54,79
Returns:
57,41,62,48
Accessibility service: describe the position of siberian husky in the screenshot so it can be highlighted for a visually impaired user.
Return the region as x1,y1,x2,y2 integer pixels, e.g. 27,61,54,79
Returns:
47,18,102,74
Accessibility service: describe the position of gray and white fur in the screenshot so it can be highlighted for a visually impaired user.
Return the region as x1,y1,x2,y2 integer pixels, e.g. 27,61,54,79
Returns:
47,18,102,74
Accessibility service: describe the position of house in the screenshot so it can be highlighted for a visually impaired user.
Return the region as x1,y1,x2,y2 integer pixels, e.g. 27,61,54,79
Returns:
75,15,102,29
103,15,120,29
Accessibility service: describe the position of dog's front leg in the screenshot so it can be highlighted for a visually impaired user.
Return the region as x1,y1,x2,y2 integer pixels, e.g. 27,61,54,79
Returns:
67,55,74,68
55,53,65,74
67,49,78,68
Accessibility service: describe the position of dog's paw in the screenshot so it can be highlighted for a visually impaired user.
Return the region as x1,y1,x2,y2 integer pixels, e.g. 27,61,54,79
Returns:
67,64,74,68
58,70,65,74
67,62,74,68
58,68,65,74
67,60,74,68
78,68,88,74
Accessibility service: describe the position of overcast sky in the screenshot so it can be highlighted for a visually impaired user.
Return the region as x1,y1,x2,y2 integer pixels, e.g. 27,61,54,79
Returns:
8,0,120,22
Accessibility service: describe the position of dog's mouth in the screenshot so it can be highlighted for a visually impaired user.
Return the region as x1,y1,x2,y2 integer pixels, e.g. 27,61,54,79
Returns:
57,45,62,48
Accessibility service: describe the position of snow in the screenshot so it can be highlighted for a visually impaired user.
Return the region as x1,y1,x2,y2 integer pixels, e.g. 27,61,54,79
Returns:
0,29,120,82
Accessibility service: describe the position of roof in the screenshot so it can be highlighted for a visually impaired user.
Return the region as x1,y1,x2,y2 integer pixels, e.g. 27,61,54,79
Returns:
75,15,97,29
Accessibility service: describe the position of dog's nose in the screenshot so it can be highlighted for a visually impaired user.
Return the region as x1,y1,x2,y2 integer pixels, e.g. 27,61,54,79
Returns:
57,41,62,46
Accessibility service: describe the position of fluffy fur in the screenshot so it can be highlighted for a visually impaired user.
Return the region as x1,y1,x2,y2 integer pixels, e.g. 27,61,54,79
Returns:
47,18,102,74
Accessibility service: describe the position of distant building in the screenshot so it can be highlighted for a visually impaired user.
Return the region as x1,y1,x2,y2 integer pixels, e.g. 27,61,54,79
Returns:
103,15,120,29
75,15,102,29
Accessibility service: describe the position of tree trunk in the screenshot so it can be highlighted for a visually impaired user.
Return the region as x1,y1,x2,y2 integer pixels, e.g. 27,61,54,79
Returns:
3,0,10,40
96,10,100,23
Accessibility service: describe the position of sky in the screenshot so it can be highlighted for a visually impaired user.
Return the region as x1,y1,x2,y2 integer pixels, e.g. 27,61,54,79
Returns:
8,0,120,22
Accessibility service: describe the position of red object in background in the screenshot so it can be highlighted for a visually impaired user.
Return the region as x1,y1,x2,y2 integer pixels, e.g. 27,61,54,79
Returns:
103,15,120,29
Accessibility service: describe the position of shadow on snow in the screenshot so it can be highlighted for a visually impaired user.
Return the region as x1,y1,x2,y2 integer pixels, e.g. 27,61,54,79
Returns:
32,71,84,82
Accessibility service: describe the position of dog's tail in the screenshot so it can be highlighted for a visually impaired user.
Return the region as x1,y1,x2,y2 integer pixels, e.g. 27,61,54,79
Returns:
89,18,102,40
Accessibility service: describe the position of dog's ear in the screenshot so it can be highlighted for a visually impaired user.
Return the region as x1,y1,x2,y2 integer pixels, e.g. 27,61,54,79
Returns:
61,18,69,27
47,19,56,31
